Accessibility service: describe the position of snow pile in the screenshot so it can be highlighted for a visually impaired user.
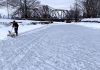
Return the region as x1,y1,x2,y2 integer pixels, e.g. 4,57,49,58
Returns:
81,18,100,22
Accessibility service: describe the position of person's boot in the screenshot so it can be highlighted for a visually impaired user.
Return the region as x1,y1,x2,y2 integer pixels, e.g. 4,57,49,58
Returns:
16,33,18,36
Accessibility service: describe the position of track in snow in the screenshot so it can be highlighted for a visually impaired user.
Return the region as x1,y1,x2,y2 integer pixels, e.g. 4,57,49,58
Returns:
0,24,100,70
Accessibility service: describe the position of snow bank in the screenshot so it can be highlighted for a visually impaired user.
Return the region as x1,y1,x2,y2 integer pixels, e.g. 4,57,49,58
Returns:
74,18,100,29
0,19,51,25
81,18,100,22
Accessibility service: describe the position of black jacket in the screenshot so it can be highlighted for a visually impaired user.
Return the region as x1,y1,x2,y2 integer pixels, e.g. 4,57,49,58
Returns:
12,21,19,28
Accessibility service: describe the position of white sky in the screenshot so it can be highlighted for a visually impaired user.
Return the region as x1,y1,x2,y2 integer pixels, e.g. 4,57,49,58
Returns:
40,0,75,10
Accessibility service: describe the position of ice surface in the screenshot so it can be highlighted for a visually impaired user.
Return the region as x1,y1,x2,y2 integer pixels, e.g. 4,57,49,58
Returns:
0,23,100,70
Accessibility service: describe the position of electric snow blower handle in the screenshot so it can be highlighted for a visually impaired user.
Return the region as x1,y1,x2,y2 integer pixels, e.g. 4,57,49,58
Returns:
11,27,14,32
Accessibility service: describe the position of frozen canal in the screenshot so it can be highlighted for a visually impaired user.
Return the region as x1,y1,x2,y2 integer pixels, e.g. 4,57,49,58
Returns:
0,24,100,70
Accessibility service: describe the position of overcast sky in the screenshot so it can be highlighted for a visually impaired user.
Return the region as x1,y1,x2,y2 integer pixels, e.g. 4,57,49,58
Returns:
40,0,75,10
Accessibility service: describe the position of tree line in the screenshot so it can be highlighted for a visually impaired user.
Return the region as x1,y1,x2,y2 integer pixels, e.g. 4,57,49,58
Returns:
66,0,100,22
0,0,40,19
71,0,100,18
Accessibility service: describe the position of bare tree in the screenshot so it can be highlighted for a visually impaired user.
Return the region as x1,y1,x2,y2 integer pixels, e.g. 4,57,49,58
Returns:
31,5,52,20
69,0,81,22
82,0,100,18
0,0,40,19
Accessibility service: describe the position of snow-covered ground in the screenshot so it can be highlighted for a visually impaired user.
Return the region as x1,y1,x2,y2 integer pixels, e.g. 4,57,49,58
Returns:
0,19,46,40
0,19,49,24
0,18,100,70
76,18,100,29
1,18,100,40
74,22,100,29
0,22,100,70
81,18,100,22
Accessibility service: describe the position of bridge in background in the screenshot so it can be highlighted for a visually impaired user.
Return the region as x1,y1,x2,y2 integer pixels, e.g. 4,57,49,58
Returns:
30,5,71,22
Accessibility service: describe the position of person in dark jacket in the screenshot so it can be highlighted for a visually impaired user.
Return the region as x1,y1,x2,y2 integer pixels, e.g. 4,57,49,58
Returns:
12,20,19,36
